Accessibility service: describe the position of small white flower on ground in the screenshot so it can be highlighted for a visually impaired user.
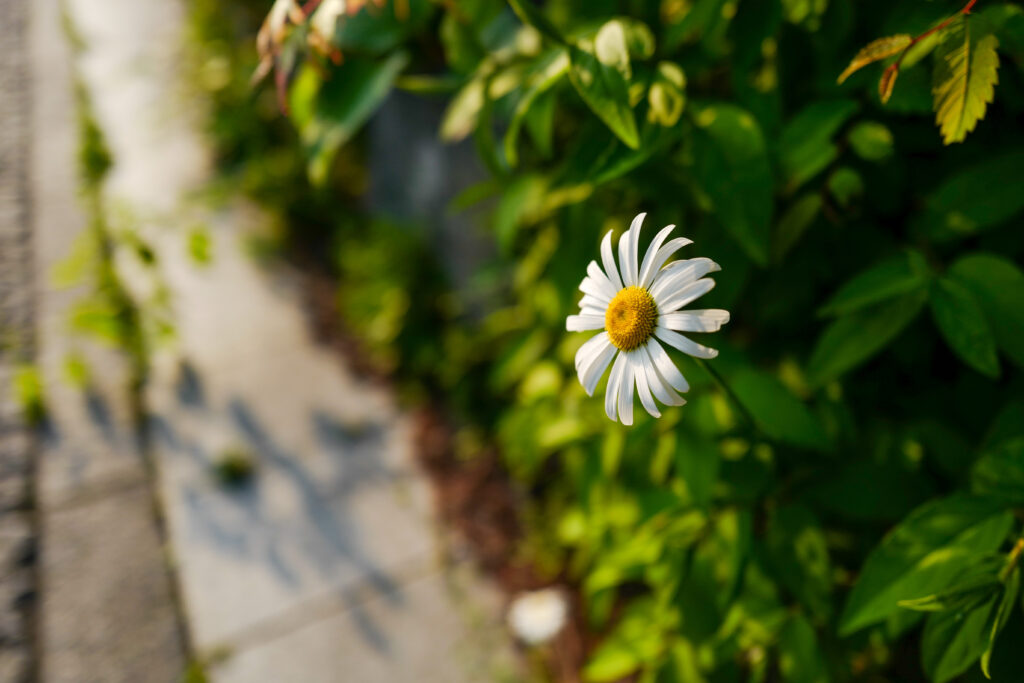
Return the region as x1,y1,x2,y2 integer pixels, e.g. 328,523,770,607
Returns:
507,587,568,645
566,212,730,425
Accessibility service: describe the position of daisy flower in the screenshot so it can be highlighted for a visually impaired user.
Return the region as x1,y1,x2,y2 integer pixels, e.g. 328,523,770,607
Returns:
566,213,730,425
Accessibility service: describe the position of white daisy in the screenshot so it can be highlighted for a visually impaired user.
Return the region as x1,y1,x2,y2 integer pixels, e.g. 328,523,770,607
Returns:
566,212,730,425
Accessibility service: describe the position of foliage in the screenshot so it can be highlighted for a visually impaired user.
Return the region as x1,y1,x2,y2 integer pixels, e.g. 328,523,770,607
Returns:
192,0,1024,681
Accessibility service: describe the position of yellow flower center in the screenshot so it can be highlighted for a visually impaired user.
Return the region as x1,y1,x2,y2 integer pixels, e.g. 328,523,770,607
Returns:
605,286,657,351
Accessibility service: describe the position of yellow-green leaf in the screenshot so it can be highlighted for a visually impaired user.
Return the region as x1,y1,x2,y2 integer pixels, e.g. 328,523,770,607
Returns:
837,34,913,84
879,64,900,104
933,17,1000,145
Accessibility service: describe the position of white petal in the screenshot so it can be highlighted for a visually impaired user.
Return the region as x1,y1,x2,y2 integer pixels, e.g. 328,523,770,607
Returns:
656,278,716,314
582,342,617,397
605,352,627,421
630,351,661,418
659,309,730,333
619,212,645,287
649,257,720,302
637,224,675,290
579,306,605,317
586,261,618,300
640,343,685,406
640,237,692,289
646,338,689,393
617,353,635,425
578,294,606,311
566,314,605,332
575,332,609,371
580,276,612,304
600,230,623,291
655,327,719,359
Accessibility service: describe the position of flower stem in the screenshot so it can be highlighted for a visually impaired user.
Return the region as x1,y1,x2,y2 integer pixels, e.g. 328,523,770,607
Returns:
694,358,760,435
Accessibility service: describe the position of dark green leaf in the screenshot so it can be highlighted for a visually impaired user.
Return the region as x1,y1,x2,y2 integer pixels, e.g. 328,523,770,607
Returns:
690,103,773,264
777,615,829,683
507,0,567,45
729,368,830,451
504,48,569,166
929,277,1000,378
839,494,1013,635
773,193,822,262
920,152,1024,241
971,437,1024,506
921,591,998,683
764,506,832,620
289,53,409,185
819,250,931,317
949,253,1024,369
568,25,639,148
779,99,859,192
982,565,1020,678
807,290,927,388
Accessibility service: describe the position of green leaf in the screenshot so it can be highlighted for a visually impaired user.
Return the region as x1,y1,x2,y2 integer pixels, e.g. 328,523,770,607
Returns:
933,17,1000,145
778,615,829,683
773,193,822,261
949,253,1024,369
504,48,569,166
673,434,720,509
827,167,864,208
897,558,1004,612
982,565,1020,678
848,121,894,161
647,61,687,127
440,76,486,142
929,277,1000,378
818,250,931,317
289,53,409,185
807,461,935,524
779,99,859,191
506,0,566,45
729,368,830,451
690,103,773,265
922,590,999,683
919,152,1024,241
764,506,833,620
839,494,1013,635
568,22,640,148
807,290,926,388
837,34,913,83
971,437,1024,506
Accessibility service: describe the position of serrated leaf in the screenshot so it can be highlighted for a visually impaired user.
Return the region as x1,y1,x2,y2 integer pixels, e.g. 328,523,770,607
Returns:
838,34,913,84
929,277,1000,378
933,17,1000,145
819,250,931,317
839,495,1013,635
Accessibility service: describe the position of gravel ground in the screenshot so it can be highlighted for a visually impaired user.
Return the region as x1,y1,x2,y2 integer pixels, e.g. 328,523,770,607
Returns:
0,0,39,680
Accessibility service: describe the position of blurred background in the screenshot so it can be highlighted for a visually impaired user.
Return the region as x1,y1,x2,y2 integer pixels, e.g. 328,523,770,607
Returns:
3,0,1024,681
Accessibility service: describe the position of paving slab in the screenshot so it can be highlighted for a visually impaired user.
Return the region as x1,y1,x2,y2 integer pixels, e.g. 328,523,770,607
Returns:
30,0,187,680
54,0,520,680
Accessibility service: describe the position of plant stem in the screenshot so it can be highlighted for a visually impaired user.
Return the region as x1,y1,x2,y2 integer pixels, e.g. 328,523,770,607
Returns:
694,358,760,435
999,538,1024,582
881,0,979,93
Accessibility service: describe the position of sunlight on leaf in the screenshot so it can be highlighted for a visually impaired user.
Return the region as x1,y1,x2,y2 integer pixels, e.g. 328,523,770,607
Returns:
933,17,999,145
837,34,912,84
